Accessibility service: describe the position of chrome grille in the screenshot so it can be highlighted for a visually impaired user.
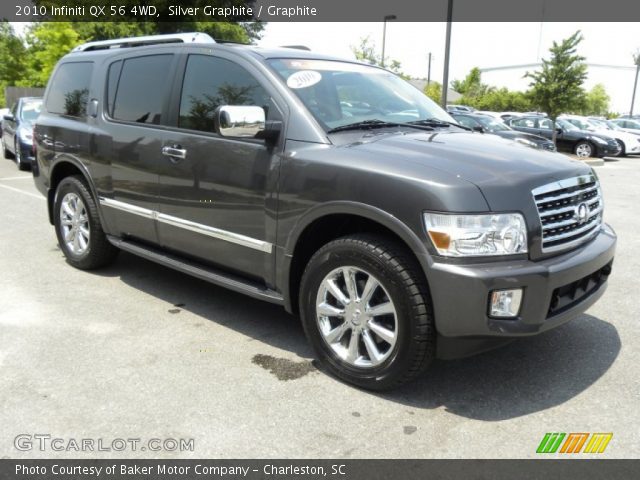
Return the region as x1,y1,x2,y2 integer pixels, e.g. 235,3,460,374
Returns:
532,174,603,253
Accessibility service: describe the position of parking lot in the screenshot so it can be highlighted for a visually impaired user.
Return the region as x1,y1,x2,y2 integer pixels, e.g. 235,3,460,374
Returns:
0,154,638,459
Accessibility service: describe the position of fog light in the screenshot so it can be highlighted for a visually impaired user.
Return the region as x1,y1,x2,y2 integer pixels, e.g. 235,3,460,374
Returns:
489,288,523,318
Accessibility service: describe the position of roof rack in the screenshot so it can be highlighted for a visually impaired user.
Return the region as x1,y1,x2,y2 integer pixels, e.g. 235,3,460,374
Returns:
72,33,215,52
280,45,311,51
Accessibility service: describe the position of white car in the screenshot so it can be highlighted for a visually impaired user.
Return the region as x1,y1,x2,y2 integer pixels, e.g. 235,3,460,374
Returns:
561,115,640,156
609,118,640,135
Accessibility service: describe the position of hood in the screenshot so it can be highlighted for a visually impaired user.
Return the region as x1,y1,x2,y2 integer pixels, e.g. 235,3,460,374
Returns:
340,129,590,211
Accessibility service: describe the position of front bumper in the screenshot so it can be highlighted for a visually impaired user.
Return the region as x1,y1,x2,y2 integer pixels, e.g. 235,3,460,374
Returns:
427,224,616,341
596,143,621,157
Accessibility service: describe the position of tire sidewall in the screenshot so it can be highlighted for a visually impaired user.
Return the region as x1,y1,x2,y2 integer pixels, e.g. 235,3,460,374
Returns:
300,240,426,388
575,141,593,158
53,177,96,266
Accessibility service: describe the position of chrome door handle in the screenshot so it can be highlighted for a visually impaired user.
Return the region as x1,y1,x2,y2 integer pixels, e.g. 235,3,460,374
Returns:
162,146,187,160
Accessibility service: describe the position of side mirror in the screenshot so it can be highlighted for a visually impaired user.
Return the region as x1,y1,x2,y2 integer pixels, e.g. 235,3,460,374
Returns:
3,114,14,122
556,128,563,135
472,125,485,133
216,105,270,139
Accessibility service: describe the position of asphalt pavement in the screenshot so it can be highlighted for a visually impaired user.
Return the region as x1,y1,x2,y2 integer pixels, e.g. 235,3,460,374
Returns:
0,153,638,459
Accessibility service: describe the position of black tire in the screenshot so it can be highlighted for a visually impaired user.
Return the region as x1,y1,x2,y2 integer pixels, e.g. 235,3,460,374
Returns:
299,234,436,390
53,175,118,270
615,140,625,157
15,139,28,171
574,141,594,158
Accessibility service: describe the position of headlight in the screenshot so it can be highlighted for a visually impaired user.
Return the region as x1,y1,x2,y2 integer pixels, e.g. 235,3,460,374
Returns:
514,138,537,149
592,136,607,145
18,128,32,142
424,213,528,257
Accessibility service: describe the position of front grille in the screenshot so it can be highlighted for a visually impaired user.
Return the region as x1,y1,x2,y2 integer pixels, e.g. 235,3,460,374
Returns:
533,174,603,253
547,262,612,317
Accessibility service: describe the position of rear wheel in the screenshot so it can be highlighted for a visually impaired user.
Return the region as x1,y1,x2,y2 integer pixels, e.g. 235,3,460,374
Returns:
299,234,436,390
574,141,594,158
54,176,118,270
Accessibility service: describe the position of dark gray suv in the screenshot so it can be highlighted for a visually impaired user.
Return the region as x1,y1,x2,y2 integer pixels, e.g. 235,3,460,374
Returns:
33,33,616,390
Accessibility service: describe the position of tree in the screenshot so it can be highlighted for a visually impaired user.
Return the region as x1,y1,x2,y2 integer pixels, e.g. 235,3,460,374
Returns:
450,67,492,98
351,36,407,78
424,81,442,103
20,23,81,87
579,84,610,116
526,31,588,144
0,22,28,106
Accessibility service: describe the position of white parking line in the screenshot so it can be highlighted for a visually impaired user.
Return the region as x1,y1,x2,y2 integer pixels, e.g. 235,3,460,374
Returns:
0,176,32,181
0,183,45,200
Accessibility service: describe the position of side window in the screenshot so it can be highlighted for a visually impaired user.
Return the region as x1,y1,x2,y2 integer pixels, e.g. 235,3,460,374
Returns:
512,118,532,128
179,55,270,133
106,60,123,118
538,119,553,130
112,54,173,125
455,116,478,129
46,62,93,117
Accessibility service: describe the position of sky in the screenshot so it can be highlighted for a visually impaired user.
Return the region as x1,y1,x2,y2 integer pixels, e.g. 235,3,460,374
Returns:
258,22,640,113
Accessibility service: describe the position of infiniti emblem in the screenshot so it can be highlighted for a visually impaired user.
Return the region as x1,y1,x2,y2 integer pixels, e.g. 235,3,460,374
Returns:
575,202,589,224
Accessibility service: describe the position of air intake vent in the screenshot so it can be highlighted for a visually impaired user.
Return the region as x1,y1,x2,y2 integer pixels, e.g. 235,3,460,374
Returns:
532,174,603,253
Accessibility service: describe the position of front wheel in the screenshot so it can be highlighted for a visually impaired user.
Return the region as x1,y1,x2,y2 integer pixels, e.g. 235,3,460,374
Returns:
54,176,118,270
615,140,625,157
299,234,436,390
574,141,594,158
14,139,28,171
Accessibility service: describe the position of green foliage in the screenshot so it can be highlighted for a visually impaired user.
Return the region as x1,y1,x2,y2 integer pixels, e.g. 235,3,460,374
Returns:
450,67,493,98
424,81,442,103
0,22,28,106
457,88,533,112
576,84,610,116
351,36,407,79
526,30,588,139
19,23,81,87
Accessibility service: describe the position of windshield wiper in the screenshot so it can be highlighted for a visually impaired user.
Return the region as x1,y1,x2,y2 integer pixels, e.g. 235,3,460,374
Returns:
327,119,434,134
407,118,471,130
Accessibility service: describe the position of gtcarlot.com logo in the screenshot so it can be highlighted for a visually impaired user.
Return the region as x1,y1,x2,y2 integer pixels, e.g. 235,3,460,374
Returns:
14,434,195,452
536,432,612,454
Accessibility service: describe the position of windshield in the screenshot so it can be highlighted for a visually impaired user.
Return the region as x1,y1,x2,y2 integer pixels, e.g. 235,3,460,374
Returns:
20,99,42,123
476,116,511,132
567,118,593,130
267,59,454,131
557,119,579,131
603,120,623,131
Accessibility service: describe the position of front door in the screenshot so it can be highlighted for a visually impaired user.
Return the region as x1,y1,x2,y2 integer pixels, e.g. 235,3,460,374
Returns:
155,53,283,283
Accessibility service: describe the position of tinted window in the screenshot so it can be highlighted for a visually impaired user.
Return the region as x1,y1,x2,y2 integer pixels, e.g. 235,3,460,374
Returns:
539,119,553,129
179,55,270,132
112,55,173,124
511,118,535,128
454,116,478,129
46,62,93,117
106,60,123,117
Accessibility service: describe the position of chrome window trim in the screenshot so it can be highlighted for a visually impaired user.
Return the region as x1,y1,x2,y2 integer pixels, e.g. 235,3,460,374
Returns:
99,197,272,254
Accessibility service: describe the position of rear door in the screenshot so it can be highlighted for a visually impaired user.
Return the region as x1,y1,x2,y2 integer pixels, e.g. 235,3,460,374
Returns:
98,53,180,245
154,51,285,283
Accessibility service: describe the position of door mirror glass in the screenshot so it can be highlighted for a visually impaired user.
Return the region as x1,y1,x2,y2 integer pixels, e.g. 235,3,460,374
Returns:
216,106,265,138
3,114,14,121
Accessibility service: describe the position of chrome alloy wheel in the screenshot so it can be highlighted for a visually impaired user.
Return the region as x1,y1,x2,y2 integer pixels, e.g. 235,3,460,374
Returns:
575,143,592,158
315,266,398,368
59,192,90,255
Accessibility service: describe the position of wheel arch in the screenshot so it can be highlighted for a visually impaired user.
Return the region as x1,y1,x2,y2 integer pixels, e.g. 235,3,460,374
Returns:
47,157,103,226
280,202,432,314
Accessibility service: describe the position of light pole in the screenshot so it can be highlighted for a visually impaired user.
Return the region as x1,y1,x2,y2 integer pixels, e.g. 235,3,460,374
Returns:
441,0,453,108
381,14,396,68
631,51,640,116
427,52,432,87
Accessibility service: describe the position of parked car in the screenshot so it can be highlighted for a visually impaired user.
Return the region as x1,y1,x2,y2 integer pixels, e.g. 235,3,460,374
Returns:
0,108,9,136
499,111,523,123
474,111,504,120
609,118,640,134
446,104,475,113
451,113,556,151
561,115,640,156
507,116,621,158
34,33,616,390
1,97,42,170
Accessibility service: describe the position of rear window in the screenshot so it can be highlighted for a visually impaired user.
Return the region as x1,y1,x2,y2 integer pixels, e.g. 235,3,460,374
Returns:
46,62,93,117
111,55,173,125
